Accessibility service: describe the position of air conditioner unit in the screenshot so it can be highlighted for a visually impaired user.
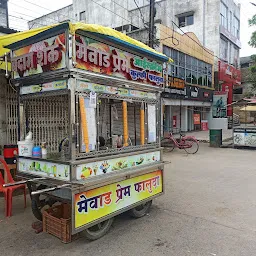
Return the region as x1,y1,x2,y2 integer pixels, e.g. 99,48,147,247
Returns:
179,22,186,27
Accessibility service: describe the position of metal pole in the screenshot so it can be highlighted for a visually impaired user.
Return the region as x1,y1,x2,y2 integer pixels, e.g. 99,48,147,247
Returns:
180,97,182,135
149,0,155,48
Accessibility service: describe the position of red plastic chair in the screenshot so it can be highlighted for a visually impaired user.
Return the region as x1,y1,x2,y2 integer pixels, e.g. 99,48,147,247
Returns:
0,158,26,217
0,172,9,217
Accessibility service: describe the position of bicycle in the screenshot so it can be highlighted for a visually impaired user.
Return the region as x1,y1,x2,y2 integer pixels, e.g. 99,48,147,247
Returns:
161,131,199,154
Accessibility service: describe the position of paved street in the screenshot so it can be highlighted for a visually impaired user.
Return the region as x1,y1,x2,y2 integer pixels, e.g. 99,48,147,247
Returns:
185,129,233,142
1,144,256,256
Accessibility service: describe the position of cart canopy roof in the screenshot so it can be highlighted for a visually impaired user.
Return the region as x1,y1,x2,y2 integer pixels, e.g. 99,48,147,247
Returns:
240,106,256,112
0,22,170,70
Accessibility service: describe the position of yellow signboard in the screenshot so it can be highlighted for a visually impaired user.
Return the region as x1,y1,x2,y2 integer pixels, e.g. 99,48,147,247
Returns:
75,170,163,228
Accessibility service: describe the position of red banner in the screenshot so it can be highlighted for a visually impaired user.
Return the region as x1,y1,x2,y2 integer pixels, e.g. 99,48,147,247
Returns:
218,61,241,86
193,114,201,125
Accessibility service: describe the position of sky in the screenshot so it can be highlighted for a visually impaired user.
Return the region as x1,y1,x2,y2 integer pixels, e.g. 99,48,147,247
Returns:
7,0,256,57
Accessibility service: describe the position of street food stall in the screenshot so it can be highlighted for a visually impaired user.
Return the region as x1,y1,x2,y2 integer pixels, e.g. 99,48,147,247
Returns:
4,22,168,241
233,100,256,148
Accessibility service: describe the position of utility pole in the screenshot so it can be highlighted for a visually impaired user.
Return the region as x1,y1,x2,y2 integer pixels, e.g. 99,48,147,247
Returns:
148,0,155,48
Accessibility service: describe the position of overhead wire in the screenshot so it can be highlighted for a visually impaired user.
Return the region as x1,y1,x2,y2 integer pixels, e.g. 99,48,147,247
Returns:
145,0,223,62
9,0,214,61
110,0,219,66
133,0,148,29
8,0,75,29
8,0,218,70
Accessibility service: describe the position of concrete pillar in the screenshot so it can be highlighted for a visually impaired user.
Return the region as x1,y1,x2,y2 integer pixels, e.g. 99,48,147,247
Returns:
181,106,188,132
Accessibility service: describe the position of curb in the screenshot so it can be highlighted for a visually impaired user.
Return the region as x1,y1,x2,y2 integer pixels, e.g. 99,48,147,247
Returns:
198,137,233,143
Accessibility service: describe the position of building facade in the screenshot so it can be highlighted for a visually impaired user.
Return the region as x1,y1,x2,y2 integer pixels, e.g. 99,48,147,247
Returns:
0,0,8,29
28,0,241,67
0,0,18,150
159,25,214,133
233,56,256,99
27,0,242,130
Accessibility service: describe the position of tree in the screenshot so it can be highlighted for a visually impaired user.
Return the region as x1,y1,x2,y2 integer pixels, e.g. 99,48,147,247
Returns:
248,15,256,92
249,14,256,47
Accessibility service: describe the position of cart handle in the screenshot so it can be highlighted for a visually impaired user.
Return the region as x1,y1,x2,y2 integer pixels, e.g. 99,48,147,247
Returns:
31,184,71,196
3,178,46,188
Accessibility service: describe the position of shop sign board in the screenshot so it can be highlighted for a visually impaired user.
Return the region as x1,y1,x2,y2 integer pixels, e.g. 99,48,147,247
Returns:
234,129,256,147
212,91,227,118
76,80,157,99
219,61,241,85
173,116,177,128
163,84,213,102
75,34,164,86
193,114,201,125
201,120,208,131
20,80,67,95
75,170,163,228
76,150,160,180
11,34,66,79
167,76,185,89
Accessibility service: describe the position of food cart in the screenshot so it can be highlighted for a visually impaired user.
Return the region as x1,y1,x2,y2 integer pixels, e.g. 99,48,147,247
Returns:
5,22,168,241
233,100,256,148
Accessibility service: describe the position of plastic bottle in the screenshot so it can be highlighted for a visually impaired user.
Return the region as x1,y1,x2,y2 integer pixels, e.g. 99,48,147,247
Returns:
41,142,47,158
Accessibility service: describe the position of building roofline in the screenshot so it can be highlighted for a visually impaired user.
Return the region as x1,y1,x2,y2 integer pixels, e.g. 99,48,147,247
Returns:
0,26,17,34
129,0,166,12
28,4,73,23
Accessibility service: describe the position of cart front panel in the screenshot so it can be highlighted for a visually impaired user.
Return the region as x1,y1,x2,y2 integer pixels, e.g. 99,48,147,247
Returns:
73,169,163,233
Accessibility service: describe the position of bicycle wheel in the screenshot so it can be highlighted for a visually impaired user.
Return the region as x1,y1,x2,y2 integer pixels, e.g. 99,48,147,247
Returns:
183,138,199,154
161,138,175,152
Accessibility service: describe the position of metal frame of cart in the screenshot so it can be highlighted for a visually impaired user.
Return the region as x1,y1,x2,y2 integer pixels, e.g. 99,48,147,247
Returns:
4,22,169,238
233,98,256,148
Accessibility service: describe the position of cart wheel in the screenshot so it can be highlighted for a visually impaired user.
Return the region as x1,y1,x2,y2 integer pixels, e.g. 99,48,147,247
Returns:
129,200,152,218
31,185,56,221
82,217,114,241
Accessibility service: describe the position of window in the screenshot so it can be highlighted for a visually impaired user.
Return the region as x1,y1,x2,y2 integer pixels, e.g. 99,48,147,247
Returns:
207,64,212,87
197,61,203,86
233,46,239,67
163,46,213,88
178,16,186,28
192,57,197,71
178,14,194,27
233,16,240,39
220,37,228,61
241,63,249,68
229,11,232,32
163,46,171,56
187,15,194,26
220,1,228,29
179,68,185,80
229,43,232,64
186,69,192,83
179,52,185,67
79,11,86,21
172,49,178,63
186,56,192,69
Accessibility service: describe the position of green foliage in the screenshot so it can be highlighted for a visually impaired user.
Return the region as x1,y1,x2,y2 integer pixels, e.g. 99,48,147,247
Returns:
249,15,256,47
243,91,254,98
248,13,256,91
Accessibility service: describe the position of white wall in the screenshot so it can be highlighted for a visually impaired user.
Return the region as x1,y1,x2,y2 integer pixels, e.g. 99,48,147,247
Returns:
28,5,73,29
208,106,228,129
